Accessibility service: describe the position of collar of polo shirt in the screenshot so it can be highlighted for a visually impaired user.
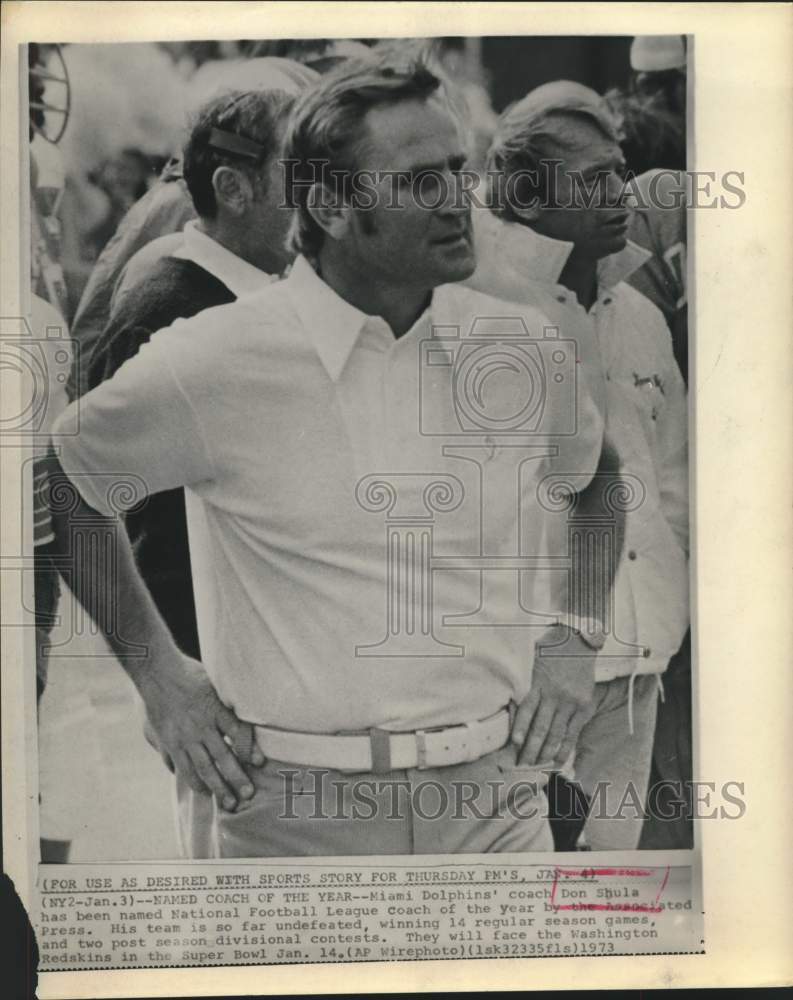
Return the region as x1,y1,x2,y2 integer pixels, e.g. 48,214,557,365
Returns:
286,255,439,381
471,203,652,294
173,220,279,298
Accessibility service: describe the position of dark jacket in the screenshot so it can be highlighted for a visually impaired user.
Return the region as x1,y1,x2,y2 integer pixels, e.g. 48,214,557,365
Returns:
88,257,236,659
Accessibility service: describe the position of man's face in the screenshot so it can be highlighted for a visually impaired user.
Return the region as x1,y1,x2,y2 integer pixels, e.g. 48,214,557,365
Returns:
530,116,629,260
341,96,476,291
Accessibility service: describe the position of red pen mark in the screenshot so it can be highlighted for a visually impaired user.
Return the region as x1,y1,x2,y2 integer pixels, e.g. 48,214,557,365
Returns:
550,865,671,914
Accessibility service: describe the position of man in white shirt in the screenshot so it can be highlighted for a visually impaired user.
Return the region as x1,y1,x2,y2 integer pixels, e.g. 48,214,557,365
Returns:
50,53,608,857
65,57,319,400
469,86,689,850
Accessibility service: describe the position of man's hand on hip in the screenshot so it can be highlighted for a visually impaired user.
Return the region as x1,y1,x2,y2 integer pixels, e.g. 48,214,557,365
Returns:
137,655,264,811
511,628,597,768
45,451,263,812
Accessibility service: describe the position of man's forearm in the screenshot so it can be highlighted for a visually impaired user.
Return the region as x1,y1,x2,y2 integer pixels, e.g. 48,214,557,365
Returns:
45,451,180,687
44,450,261,807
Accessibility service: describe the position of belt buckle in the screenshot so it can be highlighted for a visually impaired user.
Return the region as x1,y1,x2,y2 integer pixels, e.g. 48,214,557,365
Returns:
415,730,428,770
415,715,502,770
415,724,451,769
462,719,480,762
416,722,475,769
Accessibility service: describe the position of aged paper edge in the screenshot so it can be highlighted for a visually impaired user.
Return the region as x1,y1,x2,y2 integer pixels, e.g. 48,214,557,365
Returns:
1,1,792,995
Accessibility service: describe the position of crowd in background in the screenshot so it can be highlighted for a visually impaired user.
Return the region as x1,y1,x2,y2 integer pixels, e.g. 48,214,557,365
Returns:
33,36,685,324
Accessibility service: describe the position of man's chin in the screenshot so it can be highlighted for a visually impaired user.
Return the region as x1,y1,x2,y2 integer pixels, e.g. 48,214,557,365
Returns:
436,248,477,284
597,230,629,257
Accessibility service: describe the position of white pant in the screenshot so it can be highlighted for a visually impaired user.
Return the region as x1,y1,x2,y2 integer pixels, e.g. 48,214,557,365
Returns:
174,774,217,858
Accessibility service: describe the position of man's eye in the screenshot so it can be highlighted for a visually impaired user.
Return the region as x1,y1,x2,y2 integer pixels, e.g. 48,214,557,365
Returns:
412,171,445,198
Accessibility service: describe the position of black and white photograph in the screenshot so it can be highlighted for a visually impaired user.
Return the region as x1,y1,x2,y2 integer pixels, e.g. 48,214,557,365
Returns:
2,1,791,993
29,28,696,862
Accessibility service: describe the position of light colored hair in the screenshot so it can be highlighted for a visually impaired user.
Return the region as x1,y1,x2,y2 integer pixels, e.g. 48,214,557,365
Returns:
487,85,620,220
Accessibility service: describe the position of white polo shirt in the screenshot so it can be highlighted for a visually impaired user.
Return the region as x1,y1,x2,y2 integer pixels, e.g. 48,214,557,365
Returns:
468,211,690,680
54,256,604,733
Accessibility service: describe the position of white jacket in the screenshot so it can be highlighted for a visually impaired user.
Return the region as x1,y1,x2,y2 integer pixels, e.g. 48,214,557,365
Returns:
468,210,689,680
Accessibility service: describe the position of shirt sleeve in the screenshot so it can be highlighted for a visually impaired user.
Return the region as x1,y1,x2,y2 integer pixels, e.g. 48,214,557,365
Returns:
542,347,605,489
52,323,216,516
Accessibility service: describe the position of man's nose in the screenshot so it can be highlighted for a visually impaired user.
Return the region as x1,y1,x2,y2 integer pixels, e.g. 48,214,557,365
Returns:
437,169,472,217
609,171,629,208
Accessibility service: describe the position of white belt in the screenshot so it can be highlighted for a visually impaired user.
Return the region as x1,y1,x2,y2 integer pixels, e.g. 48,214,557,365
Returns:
253,708,511,774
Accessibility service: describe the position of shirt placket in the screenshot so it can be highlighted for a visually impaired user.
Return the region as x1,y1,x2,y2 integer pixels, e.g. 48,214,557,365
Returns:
588,289,616,365
379,318,431,474
360,319,396,478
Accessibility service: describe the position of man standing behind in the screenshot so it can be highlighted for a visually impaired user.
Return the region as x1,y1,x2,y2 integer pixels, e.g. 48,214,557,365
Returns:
87,86,298,656
65,58,317,400
471,87,689,850
50,53,607,858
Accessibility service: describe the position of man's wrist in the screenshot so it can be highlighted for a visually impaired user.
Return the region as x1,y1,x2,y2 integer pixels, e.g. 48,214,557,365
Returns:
126,628,186,695
551,613,607,651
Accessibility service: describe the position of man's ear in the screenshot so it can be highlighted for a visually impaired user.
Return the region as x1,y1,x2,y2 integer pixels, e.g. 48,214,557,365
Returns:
212,165,253,217
510,193,541,223
489,170,542,223
509,198,542,224
305,181,351,242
